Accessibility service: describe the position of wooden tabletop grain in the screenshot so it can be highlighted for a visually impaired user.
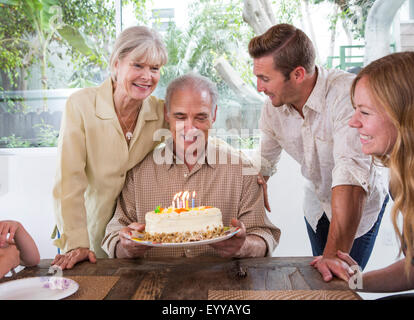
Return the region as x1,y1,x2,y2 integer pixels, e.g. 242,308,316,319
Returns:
0,256,361,300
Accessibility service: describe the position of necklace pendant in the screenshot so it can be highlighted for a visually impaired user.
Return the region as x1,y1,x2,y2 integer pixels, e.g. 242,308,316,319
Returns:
126,132,133,140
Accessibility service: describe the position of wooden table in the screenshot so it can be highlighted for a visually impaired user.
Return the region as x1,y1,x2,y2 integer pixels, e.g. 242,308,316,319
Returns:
0,256,361,300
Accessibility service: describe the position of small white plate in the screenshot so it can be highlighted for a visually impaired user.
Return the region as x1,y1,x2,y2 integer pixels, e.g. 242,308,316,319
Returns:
130,227,241,247
0,277,79,300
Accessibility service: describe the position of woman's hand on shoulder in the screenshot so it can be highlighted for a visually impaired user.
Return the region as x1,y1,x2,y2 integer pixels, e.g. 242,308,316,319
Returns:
51,248,96,270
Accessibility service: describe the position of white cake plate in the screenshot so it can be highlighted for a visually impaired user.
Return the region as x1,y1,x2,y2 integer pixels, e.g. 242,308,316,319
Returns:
129,227,241,247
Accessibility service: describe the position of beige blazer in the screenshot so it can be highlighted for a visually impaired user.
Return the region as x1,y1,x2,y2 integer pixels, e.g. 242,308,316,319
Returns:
52,78,166,257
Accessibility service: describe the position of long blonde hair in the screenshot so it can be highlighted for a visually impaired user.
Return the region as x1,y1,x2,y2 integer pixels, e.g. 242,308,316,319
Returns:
351,52,414,276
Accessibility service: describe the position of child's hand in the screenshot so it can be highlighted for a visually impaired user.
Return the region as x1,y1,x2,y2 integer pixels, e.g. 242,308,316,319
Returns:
0,220,21,248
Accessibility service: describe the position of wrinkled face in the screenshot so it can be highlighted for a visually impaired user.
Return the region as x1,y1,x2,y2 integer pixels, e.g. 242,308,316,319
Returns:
349,76,398,156
114,50,161,101
166,88,216,161
253,54,297,107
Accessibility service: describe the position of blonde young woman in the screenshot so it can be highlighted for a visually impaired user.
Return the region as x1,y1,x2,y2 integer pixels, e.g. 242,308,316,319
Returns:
51,26,168,270
343,51,414,296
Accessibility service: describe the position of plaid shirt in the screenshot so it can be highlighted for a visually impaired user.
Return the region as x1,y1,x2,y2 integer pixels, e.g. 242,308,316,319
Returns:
102,138,280,258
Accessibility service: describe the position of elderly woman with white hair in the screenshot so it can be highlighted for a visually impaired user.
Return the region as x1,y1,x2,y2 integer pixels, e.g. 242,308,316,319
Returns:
51,26,168,269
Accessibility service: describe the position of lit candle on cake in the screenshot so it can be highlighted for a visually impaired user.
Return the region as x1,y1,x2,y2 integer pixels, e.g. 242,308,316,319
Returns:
181,191,189,209
192,191,196,208
172,193,179,209
176,191,182,208
185,192,190,209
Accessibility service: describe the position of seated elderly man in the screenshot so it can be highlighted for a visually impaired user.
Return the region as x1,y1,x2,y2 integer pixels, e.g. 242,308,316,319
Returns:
102,73,280,258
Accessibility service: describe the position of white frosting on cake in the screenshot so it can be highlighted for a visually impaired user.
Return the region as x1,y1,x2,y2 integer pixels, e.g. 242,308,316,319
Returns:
145,206,223,235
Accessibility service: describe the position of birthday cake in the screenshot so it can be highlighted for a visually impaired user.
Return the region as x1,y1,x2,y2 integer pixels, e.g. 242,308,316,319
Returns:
143,206,225,243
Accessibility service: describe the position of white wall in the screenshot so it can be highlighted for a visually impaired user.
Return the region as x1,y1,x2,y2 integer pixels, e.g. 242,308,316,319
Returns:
0,148,57,259
265,151,310,256
0,147,412,299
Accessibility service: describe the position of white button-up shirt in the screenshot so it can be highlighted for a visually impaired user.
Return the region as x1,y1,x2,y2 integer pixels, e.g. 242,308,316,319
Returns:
257,66,387,238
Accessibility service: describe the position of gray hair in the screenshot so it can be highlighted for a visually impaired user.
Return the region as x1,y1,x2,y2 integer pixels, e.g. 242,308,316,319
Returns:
165,72,219,115
109,26,168,82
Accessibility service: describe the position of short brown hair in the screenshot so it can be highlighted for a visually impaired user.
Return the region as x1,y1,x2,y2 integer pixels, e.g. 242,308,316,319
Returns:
248,24,315,79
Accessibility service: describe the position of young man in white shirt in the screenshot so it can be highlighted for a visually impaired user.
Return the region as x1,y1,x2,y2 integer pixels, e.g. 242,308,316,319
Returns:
249,23,388,282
